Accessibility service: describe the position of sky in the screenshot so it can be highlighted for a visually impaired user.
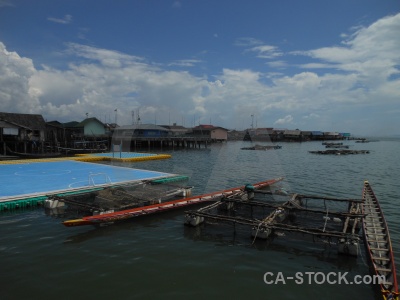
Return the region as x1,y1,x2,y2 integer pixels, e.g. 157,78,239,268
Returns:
0,0,399,136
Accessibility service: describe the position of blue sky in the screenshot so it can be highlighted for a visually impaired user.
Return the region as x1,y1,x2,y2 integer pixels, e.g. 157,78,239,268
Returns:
0,0,399,136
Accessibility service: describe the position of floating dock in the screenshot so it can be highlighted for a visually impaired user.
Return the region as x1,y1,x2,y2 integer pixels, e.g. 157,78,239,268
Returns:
0,158,176,211
0,152,171,164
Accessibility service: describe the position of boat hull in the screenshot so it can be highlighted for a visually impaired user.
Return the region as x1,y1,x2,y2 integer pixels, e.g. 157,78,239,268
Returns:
362,181,399,300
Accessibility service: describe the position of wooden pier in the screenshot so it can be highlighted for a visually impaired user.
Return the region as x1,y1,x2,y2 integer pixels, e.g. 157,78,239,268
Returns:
124,137,212,151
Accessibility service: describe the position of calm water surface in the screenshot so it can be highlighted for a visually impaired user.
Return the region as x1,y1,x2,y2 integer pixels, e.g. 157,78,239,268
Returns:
0,139,399,300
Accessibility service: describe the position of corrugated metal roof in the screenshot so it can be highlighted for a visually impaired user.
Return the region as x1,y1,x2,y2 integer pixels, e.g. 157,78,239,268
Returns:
0,112,46,130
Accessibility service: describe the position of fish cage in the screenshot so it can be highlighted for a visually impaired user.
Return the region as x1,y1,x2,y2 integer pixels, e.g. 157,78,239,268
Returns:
184,189,364,256
45,175,192,217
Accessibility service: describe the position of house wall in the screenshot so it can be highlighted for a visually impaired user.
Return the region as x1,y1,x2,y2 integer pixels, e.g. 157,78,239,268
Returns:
211,128,227,140
84,121,105,136
140,129,168,137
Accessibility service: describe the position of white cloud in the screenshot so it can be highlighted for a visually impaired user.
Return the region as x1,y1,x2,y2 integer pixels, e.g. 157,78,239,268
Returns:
299,14,400,81
168,59,202,67
47,14,73,24
249,45,282,59
302,113,320,119
274,115,293,125
66,43,144,67
234,37,263,47
0,13,400,134
0,42,40,113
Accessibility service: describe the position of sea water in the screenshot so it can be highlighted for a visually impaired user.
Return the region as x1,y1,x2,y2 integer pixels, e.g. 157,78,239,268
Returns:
0,139,398,300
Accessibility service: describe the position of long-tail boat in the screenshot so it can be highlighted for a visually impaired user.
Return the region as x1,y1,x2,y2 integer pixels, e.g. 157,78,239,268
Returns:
62,177,283,227
362,181,399,300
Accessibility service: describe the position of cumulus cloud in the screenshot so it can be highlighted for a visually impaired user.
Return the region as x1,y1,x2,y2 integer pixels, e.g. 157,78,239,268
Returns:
0,42,40,113
298,14,400,83
0,13,399,134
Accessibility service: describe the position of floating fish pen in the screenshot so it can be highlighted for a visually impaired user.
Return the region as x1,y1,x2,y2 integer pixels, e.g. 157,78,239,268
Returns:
322,142,343,146
309,150,369,155
62,177,284,227
45,175,192,219
241,144,282,150
184,188,365,256
325,144,349,149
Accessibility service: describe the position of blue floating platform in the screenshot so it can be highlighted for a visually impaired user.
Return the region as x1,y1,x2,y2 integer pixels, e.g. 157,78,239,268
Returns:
0,160,175,202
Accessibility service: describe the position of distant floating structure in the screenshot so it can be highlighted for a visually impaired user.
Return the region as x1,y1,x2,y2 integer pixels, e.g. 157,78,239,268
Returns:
309,150,370,155
241,144,282,150
243,130,252,141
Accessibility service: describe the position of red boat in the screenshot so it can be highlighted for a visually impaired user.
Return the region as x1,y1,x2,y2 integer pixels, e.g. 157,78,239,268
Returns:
63,177,283,227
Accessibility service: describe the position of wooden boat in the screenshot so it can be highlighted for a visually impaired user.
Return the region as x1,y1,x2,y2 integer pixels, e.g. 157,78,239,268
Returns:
362,181,399,300
63,177,284,227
